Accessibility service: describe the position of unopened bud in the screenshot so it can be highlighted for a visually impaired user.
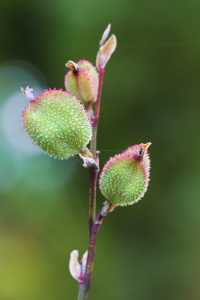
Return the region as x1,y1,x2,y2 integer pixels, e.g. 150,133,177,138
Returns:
65,60,98,105
96,34,117,69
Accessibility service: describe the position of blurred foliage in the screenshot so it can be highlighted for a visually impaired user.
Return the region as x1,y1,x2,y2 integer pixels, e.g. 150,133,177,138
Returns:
0,0,200,299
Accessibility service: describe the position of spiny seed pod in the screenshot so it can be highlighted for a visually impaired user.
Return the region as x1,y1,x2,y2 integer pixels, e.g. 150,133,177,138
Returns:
64,60,98,105
21,87,92,160
99,143,151,206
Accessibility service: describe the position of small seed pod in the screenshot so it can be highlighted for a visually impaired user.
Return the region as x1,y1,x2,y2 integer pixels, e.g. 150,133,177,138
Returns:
21,88,92,159
64,60,98,105
99,143,151,206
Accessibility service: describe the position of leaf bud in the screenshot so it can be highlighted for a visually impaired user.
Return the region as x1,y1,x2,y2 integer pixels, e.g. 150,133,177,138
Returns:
96,24,117,70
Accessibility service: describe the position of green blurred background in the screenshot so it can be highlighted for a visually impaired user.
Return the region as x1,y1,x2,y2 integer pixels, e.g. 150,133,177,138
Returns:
0,0,200,299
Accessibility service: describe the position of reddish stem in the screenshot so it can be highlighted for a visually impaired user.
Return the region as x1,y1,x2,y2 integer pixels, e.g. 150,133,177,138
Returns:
78,67,105,300
78,203,109,300
94,68,105,127
90,68,105,157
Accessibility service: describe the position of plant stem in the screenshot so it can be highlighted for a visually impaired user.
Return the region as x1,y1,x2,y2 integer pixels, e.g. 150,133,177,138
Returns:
90,68,105,157
77,67,105,300
78,203,109,300
88,168,98,237
88,66,105,226
88,67,104,231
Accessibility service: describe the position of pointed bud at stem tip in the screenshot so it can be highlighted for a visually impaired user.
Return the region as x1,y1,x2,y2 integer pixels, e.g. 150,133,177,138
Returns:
21,86,35,101
99,24,111,47
96,34,117,69
65,60,79,72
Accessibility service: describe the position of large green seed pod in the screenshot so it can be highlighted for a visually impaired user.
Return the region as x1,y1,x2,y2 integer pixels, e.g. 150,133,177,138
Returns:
64,60,98,105
99,143,151,206
21,88,92,159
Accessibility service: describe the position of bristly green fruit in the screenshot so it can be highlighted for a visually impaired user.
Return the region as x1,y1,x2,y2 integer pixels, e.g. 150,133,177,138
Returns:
64,60,98,105
99,143,151,206
21,88,92,159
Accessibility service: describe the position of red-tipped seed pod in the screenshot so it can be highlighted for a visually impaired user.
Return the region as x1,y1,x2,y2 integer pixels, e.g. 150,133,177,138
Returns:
99,143,151,206
21,88,92,160
64,60,98,105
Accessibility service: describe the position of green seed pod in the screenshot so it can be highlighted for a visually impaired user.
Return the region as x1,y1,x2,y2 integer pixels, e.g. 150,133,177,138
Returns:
21,88,92,159
64,60,98,105
99,143,151,206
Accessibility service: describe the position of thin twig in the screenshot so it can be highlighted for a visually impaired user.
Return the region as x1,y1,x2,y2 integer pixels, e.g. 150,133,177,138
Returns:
77,67,105,300
78,203,109,300
88,168,98,238
90,68,105,158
